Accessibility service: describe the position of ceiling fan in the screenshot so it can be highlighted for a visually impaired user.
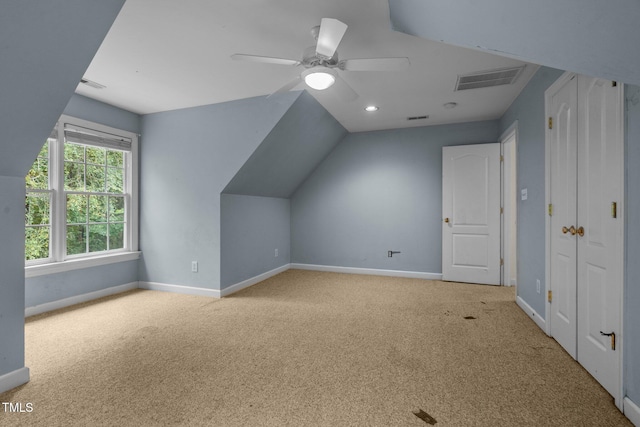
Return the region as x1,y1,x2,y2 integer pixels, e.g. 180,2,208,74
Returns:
231,18,410,101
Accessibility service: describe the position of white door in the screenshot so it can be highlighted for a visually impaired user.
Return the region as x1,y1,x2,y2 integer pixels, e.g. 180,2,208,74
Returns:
546,73,624,406
442,143,501,285
576,76,623,401
548,74,578,358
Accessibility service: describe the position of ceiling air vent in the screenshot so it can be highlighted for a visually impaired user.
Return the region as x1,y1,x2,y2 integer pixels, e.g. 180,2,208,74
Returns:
407,115,429,121
455,66,525,91
80,78,106,90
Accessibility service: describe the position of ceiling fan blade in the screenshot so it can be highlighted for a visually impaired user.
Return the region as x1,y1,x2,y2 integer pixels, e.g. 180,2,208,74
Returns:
231,54,300,66
339,57,410,72
316,18,348,59
332,73,358,102
267,76,302,98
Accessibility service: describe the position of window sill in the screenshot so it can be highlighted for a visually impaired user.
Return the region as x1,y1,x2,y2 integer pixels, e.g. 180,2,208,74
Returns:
25,251,141,278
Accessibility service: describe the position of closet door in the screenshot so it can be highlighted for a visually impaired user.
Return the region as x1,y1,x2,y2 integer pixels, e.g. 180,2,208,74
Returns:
548,74,578,358
576,76,623,401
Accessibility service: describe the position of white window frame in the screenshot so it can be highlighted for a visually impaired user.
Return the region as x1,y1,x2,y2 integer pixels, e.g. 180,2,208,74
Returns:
25,115,140,278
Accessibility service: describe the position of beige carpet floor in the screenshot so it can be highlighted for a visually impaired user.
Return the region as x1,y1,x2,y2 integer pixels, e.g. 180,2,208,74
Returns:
0,270,631,426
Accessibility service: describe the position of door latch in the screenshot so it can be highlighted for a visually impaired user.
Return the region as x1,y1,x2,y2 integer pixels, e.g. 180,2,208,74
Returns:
600,331,616,351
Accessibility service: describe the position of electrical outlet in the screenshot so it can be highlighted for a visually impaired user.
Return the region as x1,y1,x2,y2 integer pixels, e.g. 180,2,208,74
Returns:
275,248,278,257
191,261,198,273
536,279,541,294
521,188,528,201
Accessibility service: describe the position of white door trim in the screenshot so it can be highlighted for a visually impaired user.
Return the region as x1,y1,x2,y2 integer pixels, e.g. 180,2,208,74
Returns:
617,82,625,411
500,122,518,288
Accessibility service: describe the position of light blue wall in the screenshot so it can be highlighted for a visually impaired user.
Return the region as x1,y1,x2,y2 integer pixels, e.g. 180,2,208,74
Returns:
389,0,640,87
24,95,141,309
0,1,125,381
25,261,138,308
64,94,142,134
498,66,564,316
624,84,640,404
224,91,347,198
139,92,300,290
291,120,499,273
220,195,290,288
0,177,27,375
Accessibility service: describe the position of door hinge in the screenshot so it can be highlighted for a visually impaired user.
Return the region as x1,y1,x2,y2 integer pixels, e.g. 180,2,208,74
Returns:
548,290,552,303
612,202,617,218
548,204,553,216
548,117,553,130
500,155,504,162
500,258,504,266
500,207,504,214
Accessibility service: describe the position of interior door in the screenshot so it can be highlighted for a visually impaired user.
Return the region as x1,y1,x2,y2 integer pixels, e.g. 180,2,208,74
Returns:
442,143,500,285
548,74,578,358
576,76,623,400
547,73,623,406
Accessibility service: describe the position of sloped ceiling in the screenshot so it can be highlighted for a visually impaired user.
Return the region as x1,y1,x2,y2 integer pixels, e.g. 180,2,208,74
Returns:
76,0,538,133
223,91,347,198
0,1,126,177
389,0,640,86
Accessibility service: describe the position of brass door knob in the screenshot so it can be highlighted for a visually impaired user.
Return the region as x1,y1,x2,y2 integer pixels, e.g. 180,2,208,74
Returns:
576,226,584,237
562,226,577,235
444,218,450,223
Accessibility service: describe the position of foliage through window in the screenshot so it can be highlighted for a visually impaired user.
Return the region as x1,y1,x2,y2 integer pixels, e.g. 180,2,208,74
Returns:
25,116,138,264
25,139,53,261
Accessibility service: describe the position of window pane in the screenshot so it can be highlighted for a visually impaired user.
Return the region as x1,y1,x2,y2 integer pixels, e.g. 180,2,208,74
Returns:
64,143,84,162
67,194,87,224
25,226,50,260
86,146,106,165
25,142,49,190
109,223,124,250
109,196,125,222
107,150,123,168
86,165,106,192
89,224,107,252
67,225,87,255
89,195,107,223
25,193,50,225
107,167,124,193
64,162,85,191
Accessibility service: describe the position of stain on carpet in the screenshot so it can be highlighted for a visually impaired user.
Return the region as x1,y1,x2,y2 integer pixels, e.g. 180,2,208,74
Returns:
413,409,437,424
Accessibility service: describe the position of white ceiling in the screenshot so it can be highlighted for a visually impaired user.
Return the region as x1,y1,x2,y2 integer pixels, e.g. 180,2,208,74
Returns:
77,0,539,133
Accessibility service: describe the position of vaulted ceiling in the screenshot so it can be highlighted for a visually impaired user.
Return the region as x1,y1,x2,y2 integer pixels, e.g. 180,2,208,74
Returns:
76,0,538,132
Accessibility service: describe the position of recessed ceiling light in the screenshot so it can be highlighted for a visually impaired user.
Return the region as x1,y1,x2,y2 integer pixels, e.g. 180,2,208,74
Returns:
365,105,379,112
443,102,458,109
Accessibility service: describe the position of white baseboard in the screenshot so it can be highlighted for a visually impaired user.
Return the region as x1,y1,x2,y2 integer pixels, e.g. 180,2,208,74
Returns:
516,295,546,333
625,397,640,426
221,264,290,297
0,367,30,394
138,281,221,298
25,282,139,317
290,263,443,280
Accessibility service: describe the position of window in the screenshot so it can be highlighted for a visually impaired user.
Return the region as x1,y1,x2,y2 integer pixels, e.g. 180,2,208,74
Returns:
25,115,139,275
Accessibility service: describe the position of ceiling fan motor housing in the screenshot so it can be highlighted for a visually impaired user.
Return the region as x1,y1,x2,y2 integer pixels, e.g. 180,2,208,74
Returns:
302,46,339,68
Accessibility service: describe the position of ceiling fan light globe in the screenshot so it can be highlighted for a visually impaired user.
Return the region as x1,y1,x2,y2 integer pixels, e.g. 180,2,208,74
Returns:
302,67,337,90
304,71,336,90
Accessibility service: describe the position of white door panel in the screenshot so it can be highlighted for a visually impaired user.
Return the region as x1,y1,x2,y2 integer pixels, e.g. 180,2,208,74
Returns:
443,144,500,285
576,76,622,400
549,74,578,358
